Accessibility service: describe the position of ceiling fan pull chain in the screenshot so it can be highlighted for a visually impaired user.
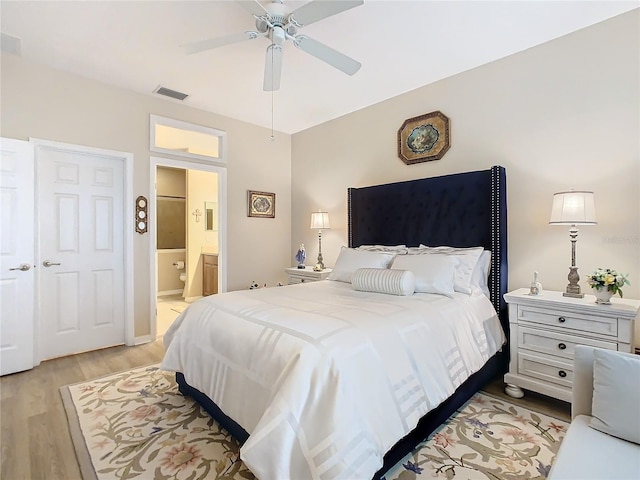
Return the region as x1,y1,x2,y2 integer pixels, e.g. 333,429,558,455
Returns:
270,47,275,141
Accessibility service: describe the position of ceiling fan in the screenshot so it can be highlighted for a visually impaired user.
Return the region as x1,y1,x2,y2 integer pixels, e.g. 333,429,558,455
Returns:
183,0,364,91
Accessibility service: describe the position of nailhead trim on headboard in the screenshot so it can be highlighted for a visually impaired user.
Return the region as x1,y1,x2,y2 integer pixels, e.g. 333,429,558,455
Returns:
490,165,508,331
490,166,499,311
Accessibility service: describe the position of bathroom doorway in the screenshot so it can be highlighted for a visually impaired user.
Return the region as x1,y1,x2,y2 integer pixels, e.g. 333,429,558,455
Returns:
150,157,226,338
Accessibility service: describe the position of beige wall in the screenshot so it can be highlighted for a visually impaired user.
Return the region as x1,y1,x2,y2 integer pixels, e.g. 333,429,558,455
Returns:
291,12,640,340
157,166,186,198
1,54,292,339
185,170,218,299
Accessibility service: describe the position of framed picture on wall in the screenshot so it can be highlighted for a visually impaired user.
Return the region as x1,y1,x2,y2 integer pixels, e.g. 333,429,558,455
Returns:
397,110,451,165
247,190,275,218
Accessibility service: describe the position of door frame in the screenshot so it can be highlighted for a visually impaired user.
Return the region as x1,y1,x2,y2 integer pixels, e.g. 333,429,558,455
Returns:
149,156,227,340
31,138,135,361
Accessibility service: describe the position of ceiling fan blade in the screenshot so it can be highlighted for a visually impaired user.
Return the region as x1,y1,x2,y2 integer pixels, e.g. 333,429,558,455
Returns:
289,0,363,27
263,44,283,91
294,35,361,75
183,31,260,55
236,0,269,18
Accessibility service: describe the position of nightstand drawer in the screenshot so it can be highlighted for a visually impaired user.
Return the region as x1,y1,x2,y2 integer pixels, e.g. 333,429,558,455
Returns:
518,305,618,337
518,326,618,360
289,276,311,284
518,351,573,389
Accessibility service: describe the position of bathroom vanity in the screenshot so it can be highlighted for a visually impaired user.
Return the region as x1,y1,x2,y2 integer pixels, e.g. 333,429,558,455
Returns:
202,254,218,296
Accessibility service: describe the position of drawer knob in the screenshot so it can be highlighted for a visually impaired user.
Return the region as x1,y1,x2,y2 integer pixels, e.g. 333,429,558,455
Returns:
558,343,567,350
558,370,567,378
300,278,305,282
558,316,566,323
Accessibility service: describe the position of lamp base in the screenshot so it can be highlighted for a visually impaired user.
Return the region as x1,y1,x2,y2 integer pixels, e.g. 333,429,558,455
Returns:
563,266,584,298
313,263,324,272
563,291,585,298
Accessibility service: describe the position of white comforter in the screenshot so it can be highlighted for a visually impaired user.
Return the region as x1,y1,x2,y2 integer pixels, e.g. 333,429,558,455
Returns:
161,280,505,480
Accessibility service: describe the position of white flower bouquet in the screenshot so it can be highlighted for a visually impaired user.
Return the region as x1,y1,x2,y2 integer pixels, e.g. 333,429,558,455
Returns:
586,268,630,298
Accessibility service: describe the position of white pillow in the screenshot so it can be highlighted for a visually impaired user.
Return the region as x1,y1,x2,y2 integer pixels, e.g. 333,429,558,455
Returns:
417,245,484,295
590,349,640,444
470,250,491,297
406,246,431,255
351,268,415,296
327,247,395,283
357,244,408,254
390,254,457,297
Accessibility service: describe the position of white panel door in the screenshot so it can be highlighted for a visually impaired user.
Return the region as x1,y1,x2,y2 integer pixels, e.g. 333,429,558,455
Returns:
0,138,35,375
36,142,125,359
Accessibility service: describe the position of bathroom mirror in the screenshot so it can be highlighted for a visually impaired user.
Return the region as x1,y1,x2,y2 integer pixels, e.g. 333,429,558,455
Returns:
205,201,217,231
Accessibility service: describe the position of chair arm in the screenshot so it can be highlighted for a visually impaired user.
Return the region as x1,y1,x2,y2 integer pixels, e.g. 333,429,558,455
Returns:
572,345,596,419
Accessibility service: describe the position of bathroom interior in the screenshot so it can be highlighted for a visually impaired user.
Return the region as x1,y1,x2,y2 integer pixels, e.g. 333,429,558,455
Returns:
156,165,219,336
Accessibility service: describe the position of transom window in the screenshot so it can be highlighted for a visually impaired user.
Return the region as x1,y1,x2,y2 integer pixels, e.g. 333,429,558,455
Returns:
150,115,227,164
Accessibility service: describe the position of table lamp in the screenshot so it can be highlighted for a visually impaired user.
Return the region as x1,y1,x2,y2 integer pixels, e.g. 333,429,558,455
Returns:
310,211,330,271
549,190,597,298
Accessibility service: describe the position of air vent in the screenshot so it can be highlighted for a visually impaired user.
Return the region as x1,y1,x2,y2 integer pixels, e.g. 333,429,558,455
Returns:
153,86,189,101
1,32,22,56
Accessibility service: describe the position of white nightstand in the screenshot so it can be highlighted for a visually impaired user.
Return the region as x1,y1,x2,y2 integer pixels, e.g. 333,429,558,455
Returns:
504,288,639,402
285,266,332,285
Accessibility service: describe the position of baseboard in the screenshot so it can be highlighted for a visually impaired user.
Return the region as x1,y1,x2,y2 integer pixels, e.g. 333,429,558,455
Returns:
184,295,203,303
134,335,153,345
158,289,183,296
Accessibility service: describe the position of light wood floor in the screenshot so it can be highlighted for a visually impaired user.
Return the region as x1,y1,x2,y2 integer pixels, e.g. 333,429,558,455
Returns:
0,340,166,480
484,377,571,422
1,342,570,480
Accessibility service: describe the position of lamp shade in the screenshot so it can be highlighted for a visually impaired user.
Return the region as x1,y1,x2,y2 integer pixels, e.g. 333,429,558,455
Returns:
549,191,597,225
310,211,330,230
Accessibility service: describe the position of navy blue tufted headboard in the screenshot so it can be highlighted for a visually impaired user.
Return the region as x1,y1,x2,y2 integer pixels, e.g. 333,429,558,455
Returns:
348,166,508,335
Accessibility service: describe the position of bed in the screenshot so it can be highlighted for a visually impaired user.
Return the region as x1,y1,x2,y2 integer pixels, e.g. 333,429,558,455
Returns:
161,165,508,480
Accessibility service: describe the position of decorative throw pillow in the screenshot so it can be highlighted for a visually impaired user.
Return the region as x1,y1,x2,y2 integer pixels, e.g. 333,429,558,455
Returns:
351,268,415,296
390,254,457,297
416,245,484,295
327,247,395,283
590,348,640,445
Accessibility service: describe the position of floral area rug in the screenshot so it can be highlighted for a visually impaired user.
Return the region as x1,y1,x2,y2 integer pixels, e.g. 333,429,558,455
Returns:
61,365,567,480
383,394,567,480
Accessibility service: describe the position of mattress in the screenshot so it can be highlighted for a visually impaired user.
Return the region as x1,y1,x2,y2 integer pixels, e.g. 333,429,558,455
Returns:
161,280,505,480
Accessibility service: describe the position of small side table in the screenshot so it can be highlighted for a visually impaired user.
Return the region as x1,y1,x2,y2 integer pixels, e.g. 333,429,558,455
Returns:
285,266,332,285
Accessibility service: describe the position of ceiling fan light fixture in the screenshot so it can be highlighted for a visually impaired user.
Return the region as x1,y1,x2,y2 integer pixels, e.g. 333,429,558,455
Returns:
255,18,270,33
271,26,286,45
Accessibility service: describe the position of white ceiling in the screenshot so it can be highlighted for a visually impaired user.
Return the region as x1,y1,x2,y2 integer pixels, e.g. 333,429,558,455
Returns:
1,1,636,134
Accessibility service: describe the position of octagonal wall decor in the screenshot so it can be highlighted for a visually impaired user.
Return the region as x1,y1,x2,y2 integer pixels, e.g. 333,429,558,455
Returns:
397,111,450,165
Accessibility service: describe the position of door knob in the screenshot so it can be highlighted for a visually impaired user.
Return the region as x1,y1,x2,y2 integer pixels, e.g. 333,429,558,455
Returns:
42,260,61,267
9,263,31,271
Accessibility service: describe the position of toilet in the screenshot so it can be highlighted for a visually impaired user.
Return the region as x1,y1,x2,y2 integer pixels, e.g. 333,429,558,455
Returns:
179,271,187,299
